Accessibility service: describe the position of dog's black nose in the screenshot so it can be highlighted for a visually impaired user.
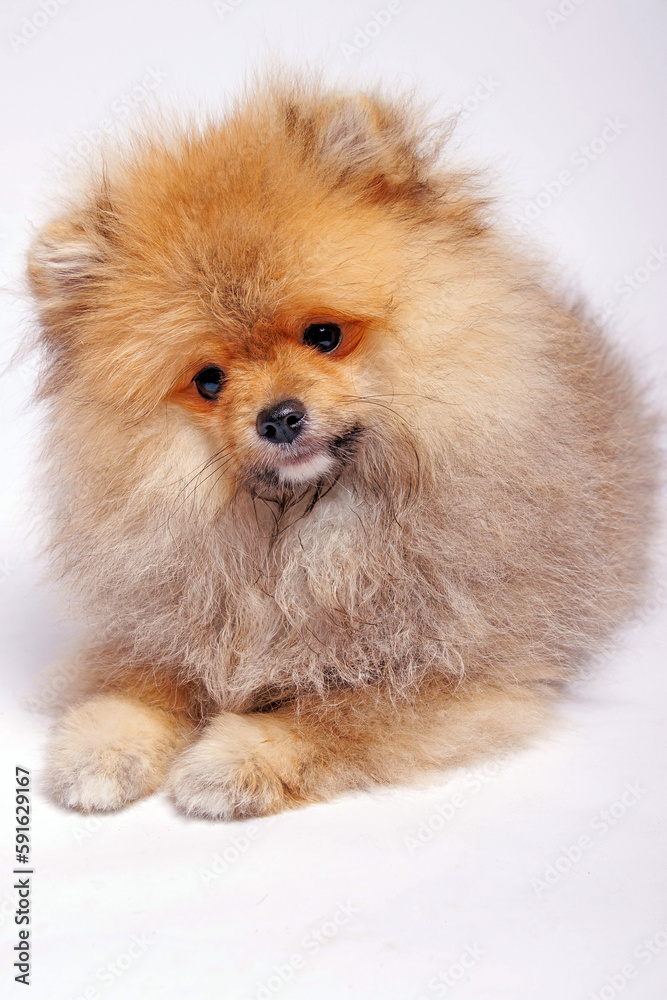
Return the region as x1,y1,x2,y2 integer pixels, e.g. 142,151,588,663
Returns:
256,399,306,445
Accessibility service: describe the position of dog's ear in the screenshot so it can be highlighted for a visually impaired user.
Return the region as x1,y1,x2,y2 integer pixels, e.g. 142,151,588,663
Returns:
28,191,115,346
315,95,388,170
29,219,102,299
284,92,440,204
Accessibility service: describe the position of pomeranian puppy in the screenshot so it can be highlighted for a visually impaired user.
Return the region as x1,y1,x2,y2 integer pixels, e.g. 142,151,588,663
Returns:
27,76,656,820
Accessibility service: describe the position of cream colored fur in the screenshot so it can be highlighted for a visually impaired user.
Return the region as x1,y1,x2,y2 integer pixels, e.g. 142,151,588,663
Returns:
47,694,193,811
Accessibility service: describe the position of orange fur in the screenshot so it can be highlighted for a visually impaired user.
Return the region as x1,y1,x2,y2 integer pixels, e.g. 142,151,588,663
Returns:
28,75,657,817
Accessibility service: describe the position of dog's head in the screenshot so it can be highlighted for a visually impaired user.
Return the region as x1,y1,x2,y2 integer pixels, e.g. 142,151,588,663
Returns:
28,81,491,515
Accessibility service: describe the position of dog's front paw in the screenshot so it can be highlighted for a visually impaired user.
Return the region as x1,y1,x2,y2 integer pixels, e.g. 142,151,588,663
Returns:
167,713,310,820
47,694,187,812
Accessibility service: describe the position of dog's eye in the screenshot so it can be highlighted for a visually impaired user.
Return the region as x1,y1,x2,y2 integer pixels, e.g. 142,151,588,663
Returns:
193,366,226,400
302,323,342,353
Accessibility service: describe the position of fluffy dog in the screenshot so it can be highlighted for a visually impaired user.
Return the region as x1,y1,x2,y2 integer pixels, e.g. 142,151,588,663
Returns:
27,77,656,819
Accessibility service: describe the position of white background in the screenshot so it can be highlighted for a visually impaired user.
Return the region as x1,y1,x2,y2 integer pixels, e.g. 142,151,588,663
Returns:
1,2,666,998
